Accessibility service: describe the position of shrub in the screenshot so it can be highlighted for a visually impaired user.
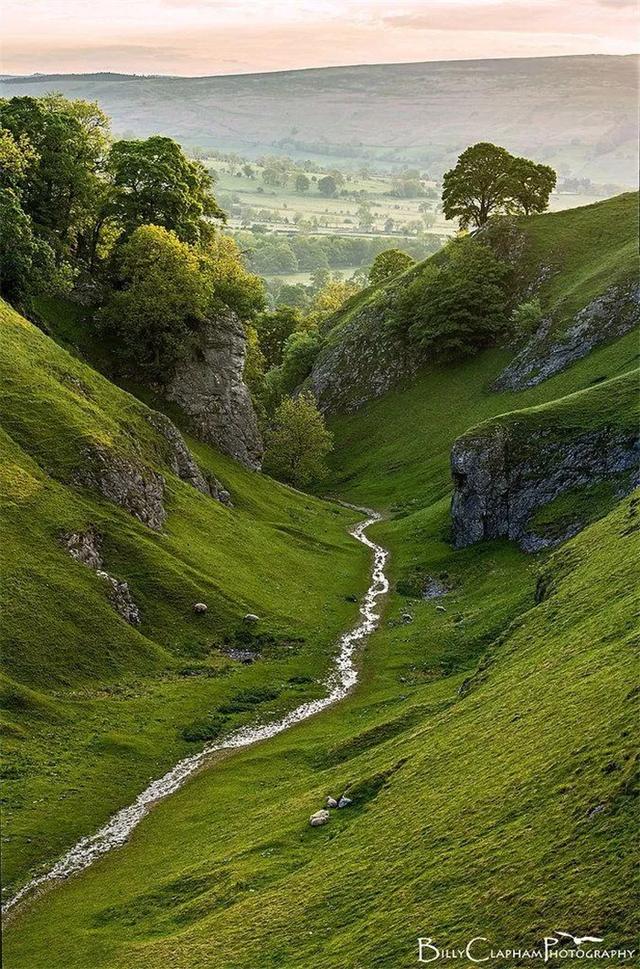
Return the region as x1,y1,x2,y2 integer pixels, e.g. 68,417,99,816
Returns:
263,392,333,487
390,237,510,359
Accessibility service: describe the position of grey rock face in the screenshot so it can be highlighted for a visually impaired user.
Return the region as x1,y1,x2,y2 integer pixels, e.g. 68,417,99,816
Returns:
96,570,141,626
451,425,639,551
65,529,103,570
75,447,166,531
146,411,233,505
64,530,141,625
145,412,211,496
422,577,448,600
165,312,263,470
495,283,640,391
309,304,419,414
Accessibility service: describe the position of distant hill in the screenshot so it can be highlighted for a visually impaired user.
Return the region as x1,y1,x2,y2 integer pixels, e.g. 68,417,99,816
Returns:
1,55,637,183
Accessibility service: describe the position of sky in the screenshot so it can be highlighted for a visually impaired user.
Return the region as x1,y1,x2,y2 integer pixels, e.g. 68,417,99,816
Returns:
1,0,637,77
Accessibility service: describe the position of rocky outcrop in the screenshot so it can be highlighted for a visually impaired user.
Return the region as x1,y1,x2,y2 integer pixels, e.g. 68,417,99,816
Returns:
146,412,211,495
309,303,420,414
74,447,167,531
495,282,640,391
164,312,263,470
64,530,141,625
451,424,639,551
145,411,232,504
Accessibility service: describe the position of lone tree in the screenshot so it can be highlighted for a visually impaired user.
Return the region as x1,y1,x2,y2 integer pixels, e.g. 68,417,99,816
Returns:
442,143,556,229
294,173,310,194
369,249,415,286
264,393,333,487
317,174,338,197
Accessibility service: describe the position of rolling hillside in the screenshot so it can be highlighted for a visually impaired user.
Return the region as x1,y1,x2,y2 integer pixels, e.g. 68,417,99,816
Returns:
0,300,369,893
2,193,639,967
2,55,638,183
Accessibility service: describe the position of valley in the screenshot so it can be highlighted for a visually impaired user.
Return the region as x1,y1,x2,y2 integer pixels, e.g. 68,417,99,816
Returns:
0,83,637,968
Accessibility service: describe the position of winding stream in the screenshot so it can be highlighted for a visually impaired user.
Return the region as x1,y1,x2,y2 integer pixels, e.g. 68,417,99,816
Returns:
5,508,389,913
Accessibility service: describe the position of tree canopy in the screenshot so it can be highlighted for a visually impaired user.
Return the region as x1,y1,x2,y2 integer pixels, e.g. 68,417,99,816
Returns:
390,236,510,358
369,249,416,286
263,393,333,487
442,143,556,229
97,225,209,376
106,136,225,244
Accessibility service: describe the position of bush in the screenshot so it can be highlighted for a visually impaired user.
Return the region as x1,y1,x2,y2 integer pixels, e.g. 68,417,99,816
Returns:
390,237,510,358
511,297,543,338
369,249,415,286
262,328,324,408
263,392,333,487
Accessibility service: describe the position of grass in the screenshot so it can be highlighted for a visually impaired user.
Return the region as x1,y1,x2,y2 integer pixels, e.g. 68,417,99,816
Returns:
5,489,637,968
2,194,639,967
0,300,370,892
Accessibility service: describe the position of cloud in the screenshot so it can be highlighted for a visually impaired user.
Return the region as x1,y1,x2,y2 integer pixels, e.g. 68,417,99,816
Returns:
383,0,636,34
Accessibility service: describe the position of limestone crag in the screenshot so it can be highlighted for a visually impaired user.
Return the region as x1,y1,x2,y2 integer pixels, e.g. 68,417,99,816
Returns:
495,282,640,391
309,304,419,414
145,411,231,503
451,424,639,551
165,312,263,470
74,447,167,531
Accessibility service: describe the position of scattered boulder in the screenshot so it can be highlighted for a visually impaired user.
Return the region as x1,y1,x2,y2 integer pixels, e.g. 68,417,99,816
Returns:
74,446,166,531
216,487,233,508
193,602,208,614
309,810,330,827
164,311,263,470
337,795,352,809
225,649,258,664
326,796,338,809
243,613,260,624
587,803,606,819
65,529,103,570
422,576,448,600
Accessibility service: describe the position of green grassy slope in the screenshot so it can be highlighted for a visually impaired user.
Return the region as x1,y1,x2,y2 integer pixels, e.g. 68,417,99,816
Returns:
514,192,639,325
311,192,638,415
6,488,637,969
0,300,370,893
3,194,639,968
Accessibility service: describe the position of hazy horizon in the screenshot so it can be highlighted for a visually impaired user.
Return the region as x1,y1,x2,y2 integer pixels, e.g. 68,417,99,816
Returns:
2,0,636,77
2,50,637,82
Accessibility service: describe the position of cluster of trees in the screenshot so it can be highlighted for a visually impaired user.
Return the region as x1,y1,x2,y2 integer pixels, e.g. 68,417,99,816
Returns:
442,143,557,229
388,236,511,357
0,95,262,378
234,230,440,278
